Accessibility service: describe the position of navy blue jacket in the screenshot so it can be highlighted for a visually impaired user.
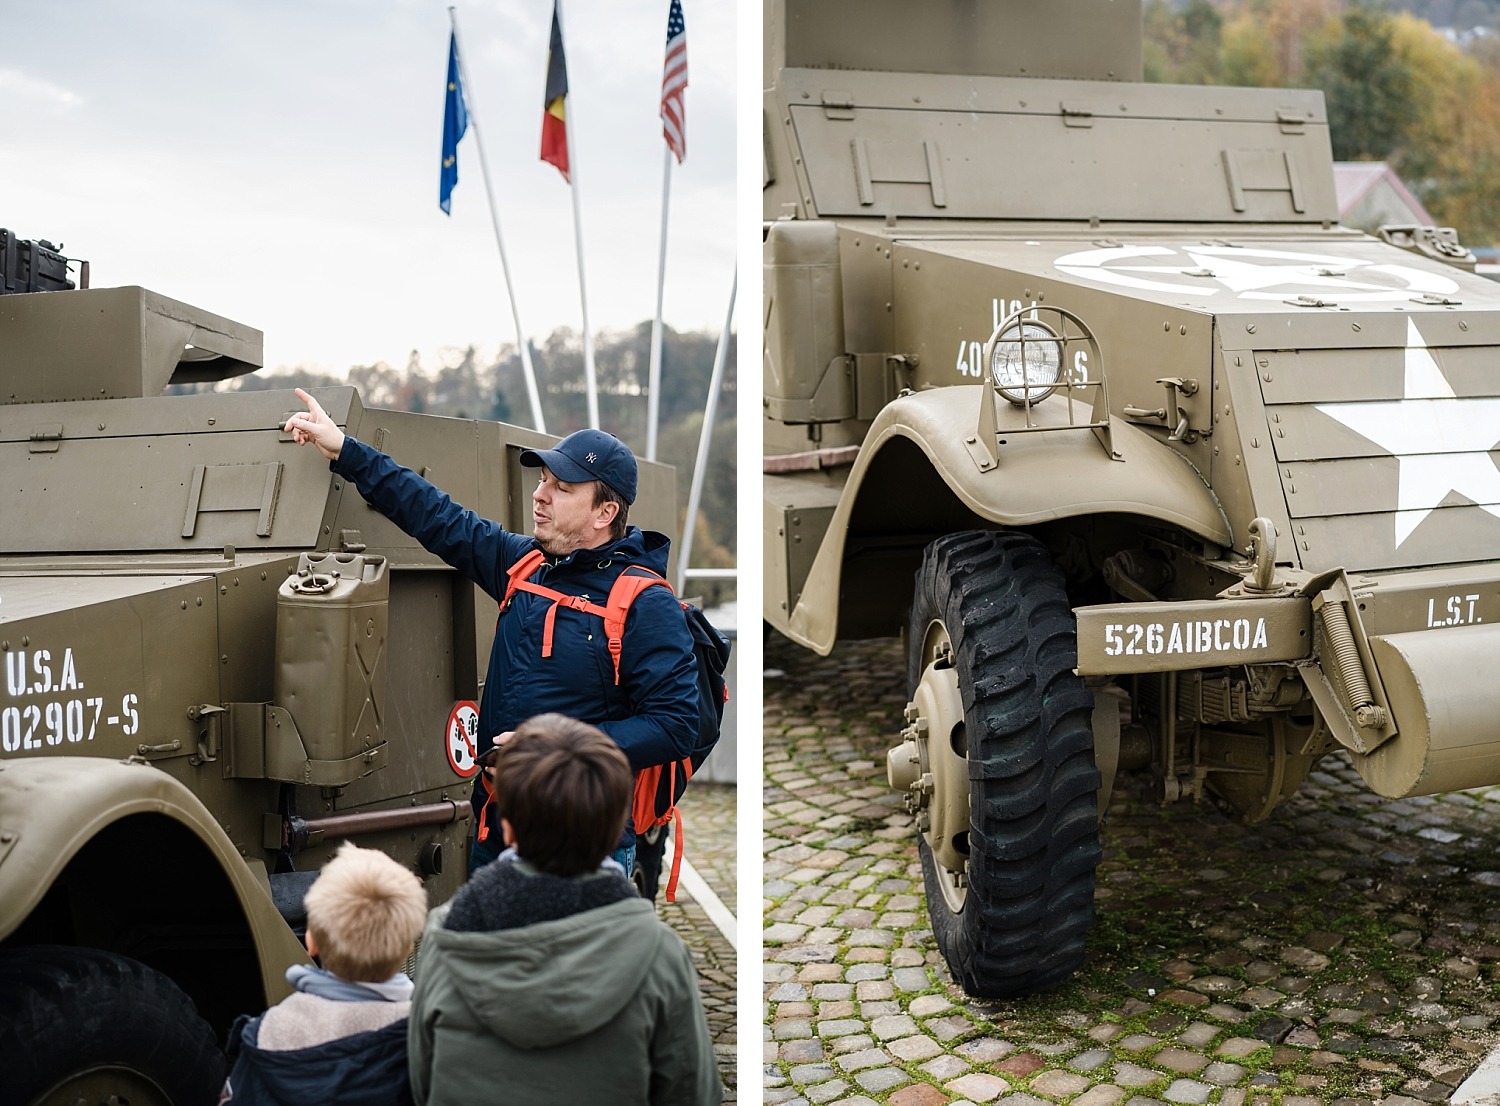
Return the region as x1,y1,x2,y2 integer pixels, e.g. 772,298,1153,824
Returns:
331,438,700,835
221,1015,412,1106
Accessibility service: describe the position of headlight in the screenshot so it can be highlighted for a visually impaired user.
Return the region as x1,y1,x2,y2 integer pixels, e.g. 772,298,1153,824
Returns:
990,320,1061,405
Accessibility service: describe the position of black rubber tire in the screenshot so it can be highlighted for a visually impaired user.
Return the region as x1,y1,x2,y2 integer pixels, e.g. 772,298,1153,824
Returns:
0,945,224,1106
908,531,1102,999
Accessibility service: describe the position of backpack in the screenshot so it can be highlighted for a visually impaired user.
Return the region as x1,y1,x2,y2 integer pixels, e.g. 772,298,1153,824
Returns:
499,548,731,901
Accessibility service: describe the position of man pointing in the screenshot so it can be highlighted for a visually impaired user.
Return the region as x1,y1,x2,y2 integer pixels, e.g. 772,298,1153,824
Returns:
285,389,699,874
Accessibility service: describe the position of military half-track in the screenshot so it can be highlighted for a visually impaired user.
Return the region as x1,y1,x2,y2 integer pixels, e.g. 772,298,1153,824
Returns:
764,0,1500,999
0,268,677,1104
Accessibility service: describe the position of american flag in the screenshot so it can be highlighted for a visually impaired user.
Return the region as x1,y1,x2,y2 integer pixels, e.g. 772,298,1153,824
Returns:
661,0,688,162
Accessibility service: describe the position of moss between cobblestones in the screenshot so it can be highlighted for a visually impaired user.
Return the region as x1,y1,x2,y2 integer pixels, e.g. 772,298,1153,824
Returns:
766,636,1500,1106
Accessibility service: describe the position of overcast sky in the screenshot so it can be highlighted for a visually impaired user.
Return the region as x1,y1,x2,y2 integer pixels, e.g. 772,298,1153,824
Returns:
1,0,736,376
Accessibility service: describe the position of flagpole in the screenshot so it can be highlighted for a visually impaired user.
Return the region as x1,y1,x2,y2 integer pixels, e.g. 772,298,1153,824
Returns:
554,0,600,430
449,7,547,434
646,147,672,461
676,269,735,595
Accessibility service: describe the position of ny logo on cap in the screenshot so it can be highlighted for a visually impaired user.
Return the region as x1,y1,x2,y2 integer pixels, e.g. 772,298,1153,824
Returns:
586,452,598,463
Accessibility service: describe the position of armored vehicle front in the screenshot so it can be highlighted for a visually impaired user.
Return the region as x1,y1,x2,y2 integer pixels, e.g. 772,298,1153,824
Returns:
764,0,1500,998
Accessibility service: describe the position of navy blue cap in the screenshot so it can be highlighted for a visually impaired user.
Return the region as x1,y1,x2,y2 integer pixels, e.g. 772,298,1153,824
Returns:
520,428,638,504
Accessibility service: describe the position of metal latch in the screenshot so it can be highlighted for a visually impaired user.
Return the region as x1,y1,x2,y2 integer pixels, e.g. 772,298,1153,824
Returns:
1124,377,1202,443
28,424,62,453
1276,108,1306,134
187,703,226,766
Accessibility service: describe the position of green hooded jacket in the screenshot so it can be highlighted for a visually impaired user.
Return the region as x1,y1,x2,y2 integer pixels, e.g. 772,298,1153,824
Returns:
408,876,721,1106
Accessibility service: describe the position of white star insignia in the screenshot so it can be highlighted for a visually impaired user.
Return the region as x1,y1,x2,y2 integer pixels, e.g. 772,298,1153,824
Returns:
1315,319,1500,546
1122,248,1387,294
1055,244,1459,303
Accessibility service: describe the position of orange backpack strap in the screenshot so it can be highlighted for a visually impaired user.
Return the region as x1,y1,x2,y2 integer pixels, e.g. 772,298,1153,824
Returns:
631,767,659,836
633,759,695,902
601,568,673,685
664,801,684,903
501,549,548,610
475,770,496,843
502,549,609,657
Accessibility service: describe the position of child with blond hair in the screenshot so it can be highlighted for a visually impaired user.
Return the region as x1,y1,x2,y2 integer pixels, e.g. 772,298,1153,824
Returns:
221,842,428,1106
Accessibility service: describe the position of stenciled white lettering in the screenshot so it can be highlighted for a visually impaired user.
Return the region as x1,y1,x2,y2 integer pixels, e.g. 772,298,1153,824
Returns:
59,648,80,691
1097,616,1274,661
31,650,51,694
2,645,135,756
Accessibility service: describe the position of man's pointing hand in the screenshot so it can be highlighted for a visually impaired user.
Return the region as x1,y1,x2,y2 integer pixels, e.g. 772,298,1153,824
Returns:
284,388,346,461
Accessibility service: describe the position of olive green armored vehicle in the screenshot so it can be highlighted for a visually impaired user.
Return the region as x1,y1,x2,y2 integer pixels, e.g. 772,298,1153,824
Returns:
764,0,1500,999
0,274,676,1105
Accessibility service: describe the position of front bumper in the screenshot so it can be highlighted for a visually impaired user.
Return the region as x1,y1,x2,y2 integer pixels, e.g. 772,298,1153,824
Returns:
1074,563,1500,798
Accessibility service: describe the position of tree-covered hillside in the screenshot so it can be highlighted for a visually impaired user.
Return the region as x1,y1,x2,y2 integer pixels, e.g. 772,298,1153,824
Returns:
1146,0,1500,244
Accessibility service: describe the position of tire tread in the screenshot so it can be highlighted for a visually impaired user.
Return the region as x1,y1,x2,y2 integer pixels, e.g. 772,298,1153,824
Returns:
911,530,1102,999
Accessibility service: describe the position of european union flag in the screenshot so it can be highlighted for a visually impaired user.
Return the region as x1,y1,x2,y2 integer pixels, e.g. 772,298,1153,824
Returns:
440,30,468,215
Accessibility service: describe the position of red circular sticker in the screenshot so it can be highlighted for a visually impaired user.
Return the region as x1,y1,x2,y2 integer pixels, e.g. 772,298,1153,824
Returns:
445,701,481,778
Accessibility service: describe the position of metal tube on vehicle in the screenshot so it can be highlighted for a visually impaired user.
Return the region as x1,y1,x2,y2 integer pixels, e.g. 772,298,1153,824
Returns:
300,800,469,842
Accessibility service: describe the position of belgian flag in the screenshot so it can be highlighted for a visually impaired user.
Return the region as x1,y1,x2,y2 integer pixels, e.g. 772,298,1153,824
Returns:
540,2,569,181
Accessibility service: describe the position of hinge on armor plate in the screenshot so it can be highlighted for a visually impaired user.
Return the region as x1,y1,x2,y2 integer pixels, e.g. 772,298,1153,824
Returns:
821,90,854,120
1060,101,1094,128
1275,108,1307,134
28,424,61,453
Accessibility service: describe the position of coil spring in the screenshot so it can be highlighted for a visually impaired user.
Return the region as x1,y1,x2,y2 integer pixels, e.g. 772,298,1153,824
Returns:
1320,601,1388,728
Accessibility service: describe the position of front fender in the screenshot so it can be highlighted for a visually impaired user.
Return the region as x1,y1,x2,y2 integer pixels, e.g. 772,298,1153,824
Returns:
784,386,1232,652
0,756,308,1001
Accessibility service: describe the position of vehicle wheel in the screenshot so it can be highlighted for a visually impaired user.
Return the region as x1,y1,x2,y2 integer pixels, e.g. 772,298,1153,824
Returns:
0,945,224,1106
905,531,1101,998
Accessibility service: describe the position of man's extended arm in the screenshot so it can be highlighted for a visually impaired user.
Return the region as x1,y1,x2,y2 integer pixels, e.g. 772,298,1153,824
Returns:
285,389,528,597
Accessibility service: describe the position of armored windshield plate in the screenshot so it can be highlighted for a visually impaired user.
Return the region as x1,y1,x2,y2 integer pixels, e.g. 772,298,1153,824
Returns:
1075,597,1311,675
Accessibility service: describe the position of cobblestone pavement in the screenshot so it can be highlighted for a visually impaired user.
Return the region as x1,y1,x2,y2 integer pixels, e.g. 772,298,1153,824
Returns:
661,780,738,1100
765,635,1500,1106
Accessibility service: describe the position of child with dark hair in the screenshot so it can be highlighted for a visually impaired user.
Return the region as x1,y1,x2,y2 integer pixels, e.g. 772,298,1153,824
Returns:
408,712,721,1106
221,842,428,1106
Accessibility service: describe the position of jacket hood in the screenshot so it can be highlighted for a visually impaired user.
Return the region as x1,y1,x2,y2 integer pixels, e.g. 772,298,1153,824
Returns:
424,897,670,1049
